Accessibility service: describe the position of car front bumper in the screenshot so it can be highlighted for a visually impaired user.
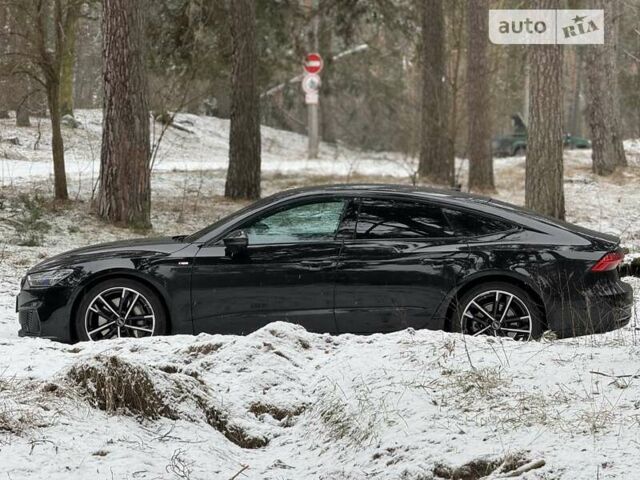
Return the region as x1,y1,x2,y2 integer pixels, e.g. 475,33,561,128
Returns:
16,284,75,343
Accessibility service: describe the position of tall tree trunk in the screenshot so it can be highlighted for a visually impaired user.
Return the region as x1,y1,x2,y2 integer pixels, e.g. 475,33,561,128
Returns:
0,5,7,119
47,80,68,200
16,93,31,127
419,0,453,186
525,5,564,220
9,3,31,127
98,0,151,228
585,0,626,175
466,0,494,192
319,11,336,144
225,0,261,200
35,0,68,200
568,47,583,137
60,8,78,117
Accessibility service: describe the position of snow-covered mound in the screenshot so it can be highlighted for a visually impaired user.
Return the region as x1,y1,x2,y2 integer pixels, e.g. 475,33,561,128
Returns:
1,312,640,479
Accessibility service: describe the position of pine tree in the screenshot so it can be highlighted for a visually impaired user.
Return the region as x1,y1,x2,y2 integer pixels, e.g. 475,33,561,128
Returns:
225,0,261,200
466,0,494,192
98,0,151,228
419,0,453,186
525,0,565,220
586,0,627,175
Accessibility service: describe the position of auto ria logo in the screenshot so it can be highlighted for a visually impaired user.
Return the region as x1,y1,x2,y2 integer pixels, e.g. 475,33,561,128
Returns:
489,10,604,44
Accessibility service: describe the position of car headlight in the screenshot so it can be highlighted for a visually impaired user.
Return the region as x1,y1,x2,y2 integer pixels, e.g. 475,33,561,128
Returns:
27,269,74,288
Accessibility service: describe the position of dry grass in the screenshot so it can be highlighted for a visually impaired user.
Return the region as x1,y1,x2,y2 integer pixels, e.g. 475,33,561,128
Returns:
248,401,307,422
0,377,61,436
65,354,268,449
433,451,537,480
66,355,171,419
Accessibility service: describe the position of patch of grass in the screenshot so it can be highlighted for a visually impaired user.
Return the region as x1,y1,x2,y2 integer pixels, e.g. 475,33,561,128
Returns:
9,194,51,246
66,355,170,419
202,402,268,449
311,376,402,447
0,377,56,435
448,367,507,398
66,355,268,449
433,452,535,480
182,341,223,357
248,401,306,421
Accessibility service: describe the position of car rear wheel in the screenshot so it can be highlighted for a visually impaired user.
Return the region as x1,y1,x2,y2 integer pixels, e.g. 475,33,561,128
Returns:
75,278,167,342
453,282,543,340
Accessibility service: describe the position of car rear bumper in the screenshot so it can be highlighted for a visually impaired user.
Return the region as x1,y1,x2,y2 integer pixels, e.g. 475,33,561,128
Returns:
549,280,633,338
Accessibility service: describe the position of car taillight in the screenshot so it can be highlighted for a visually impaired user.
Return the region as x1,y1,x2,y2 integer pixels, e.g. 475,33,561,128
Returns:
591,251,624,272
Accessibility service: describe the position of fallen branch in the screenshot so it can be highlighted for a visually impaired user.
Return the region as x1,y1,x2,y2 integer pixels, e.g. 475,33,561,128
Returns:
589,371,640,379
498,458,546,478
228,464,249,480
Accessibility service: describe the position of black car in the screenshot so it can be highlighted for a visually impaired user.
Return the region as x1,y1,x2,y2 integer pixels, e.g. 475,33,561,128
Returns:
17,185,632,343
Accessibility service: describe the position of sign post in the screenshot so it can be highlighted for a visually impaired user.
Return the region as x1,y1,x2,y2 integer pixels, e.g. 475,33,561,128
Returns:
303,53,323,159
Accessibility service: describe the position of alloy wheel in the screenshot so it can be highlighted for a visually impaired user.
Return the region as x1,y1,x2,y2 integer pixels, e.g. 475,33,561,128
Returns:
461,289,532,340
84,287,156,341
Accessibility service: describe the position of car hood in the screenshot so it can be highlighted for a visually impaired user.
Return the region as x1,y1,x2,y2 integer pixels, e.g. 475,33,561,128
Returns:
28,236,190,272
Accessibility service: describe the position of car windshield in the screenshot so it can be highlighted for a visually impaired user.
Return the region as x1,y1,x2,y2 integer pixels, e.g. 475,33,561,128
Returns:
184,196,276,243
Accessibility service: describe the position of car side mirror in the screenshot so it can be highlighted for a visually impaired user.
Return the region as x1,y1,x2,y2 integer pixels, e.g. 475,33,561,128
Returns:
223,230,249,250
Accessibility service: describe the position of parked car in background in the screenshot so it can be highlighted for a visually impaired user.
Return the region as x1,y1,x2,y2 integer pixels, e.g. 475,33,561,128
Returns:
492,114,591,157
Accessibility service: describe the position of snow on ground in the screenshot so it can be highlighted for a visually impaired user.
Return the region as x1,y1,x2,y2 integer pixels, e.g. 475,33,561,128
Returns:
2,310,640,480
2,112,640,478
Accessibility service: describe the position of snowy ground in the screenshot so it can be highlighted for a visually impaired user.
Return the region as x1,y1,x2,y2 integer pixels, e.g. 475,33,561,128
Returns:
2,112,640,478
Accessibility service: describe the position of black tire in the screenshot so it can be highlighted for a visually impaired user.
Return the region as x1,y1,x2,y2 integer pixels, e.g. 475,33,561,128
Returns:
451,281,543,340
75,278,167,342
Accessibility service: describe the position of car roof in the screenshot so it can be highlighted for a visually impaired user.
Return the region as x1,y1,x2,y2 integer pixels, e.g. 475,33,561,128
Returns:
267,183,493,204
269,184,618,246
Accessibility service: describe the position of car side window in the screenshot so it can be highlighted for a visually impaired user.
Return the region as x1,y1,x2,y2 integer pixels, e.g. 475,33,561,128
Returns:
355,199,454,239
244,200,345,245
443,208,515,236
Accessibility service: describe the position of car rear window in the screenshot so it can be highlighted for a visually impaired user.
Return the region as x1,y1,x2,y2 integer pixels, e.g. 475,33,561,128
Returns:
355,199,455,239
443,208,515,237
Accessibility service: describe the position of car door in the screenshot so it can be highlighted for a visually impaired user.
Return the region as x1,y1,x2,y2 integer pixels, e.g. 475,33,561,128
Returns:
334,197,470,333
191,198,346,335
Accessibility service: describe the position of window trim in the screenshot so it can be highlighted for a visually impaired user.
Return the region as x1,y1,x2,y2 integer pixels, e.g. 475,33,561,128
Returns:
342,196,520,242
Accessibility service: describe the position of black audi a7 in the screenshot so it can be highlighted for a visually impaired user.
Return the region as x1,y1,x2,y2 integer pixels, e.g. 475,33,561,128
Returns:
17,185,632,343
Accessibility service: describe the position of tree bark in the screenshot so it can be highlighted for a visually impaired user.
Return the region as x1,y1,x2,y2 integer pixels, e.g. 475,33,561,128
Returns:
225,0,261,200
585,0,627,175
525,4,564,221
466,0,494,192
47,80,69,199
16,101,31,127
60,8,79,117
319,11,336,144
98,0,151,228
35,0,68,200
419,0,453,186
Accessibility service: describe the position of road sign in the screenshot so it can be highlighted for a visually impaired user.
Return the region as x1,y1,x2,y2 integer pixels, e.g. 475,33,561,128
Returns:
301,73,321,93
304,53,323,74
305,91,319,104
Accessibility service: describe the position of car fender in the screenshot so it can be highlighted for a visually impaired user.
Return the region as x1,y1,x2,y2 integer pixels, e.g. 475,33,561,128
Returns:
432,268,548,328
67,263,174,330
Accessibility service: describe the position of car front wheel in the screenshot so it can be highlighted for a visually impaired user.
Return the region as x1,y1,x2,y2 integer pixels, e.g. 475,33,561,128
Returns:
75,278,167,342
453,282,543,341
